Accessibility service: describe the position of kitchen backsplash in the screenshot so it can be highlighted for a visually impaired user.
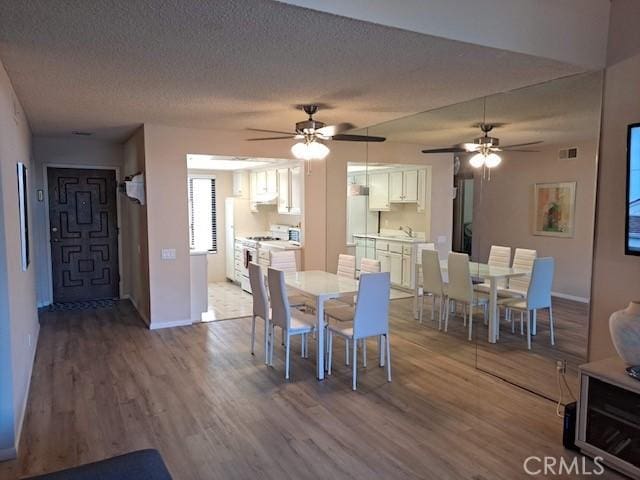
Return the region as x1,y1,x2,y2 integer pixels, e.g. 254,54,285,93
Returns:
380,203,427,232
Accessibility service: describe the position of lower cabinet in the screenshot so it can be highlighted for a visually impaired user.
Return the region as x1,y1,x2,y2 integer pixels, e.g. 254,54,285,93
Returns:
377,250,390,274
401,254,412,288
389,252,402,285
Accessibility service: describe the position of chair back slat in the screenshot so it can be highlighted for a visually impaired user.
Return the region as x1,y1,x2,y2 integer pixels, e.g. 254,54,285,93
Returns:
509,248,537,292
360,258,381,274
270,251,297,273
421,250,444,296
337,254,356,278
248,262,268,321
267,268,290,330
527,257,554,310
353,272,391,338
447,252,473,302
488,245,511,288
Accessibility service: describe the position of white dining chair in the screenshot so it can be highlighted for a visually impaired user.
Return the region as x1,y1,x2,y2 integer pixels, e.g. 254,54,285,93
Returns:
267,268,316,379
498,248,537,298
324,257,381,366
474,245,511,293
269,250,308,308
444,252,488,341
327,271,392,390
248,262,270,364
337,254,356,278
359,257,381,275
499,257,555,349
419,249,447,327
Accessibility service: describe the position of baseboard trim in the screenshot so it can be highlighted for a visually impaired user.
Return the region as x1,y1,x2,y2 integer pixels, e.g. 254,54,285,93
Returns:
0,446,17,462
14,322,39,456
552,291,590,303
149,319,192,330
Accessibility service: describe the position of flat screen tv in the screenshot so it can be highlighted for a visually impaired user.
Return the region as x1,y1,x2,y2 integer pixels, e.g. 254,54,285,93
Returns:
627,123,640,255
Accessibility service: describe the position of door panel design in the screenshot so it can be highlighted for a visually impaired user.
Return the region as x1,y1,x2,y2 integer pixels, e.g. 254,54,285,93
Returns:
48,167,119,302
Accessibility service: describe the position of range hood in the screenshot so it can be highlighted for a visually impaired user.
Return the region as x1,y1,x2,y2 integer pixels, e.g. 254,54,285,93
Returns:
253,192,278,204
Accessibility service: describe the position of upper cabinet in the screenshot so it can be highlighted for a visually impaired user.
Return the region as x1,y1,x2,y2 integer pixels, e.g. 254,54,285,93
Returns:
368,173,390,210
232,171,248,197
368,168,426,210
276,164,302,215
389,169,418,203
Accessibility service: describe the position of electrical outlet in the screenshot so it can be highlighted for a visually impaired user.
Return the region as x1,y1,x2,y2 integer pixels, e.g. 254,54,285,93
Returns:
556,360,567,374
161,248,176,260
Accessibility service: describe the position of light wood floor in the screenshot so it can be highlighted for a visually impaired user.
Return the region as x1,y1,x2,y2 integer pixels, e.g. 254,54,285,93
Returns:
0,300,623,480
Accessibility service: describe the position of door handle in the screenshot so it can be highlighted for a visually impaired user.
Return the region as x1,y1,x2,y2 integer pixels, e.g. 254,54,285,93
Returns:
52,238,60,243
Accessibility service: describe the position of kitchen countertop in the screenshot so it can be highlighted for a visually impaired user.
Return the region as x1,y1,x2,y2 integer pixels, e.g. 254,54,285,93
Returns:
259,240,303,250
352,233,429,244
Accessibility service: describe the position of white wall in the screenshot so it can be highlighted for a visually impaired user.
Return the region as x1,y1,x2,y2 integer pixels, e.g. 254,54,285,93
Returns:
279,0,610,69
0,58,38,460
31,136,124,306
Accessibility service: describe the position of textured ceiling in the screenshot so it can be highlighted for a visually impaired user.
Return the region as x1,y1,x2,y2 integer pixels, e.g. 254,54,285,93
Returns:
0,0,585,141
363,71,604,148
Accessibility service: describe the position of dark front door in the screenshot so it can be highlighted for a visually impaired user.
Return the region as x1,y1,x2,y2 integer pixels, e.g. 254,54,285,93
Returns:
48,167,119,302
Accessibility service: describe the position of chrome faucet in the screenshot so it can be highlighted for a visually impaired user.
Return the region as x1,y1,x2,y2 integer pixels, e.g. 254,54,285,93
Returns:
400,226,414,237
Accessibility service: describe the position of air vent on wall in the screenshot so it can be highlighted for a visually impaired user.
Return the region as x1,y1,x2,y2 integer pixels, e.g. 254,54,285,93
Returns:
558,147,578,160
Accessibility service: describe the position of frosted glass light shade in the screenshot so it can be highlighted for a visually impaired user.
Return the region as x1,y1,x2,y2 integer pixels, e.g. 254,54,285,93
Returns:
291,140,330,160
484,153,502,168
469,153,485,168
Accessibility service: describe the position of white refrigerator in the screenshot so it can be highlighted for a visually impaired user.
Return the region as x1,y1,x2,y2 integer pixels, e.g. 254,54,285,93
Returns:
347,195,379,244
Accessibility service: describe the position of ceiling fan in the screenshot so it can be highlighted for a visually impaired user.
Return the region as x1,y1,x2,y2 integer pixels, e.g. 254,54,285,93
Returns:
421,123,543,169
246,104,385,160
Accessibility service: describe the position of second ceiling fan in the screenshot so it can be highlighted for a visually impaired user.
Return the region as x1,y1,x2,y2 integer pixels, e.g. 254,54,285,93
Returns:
421,122,543,169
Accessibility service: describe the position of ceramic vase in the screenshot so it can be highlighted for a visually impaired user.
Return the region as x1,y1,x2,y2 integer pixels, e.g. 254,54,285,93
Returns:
609,301,640,366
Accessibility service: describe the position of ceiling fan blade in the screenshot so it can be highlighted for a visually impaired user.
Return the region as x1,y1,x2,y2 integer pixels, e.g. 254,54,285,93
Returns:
500,141,543,150
331,134,386,142
316,122,355,137
421,147,467,154
247,128,297,136
494,148,540,153
246,136,294,141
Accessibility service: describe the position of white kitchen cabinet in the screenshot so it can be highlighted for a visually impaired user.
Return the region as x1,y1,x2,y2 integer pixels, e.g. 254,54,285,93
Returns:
389,171,404,202
404,170,418,202
376,250,390,274
417,168,429,212
289,165,302,215
232,171,247,197
369,173,390,210
355,237,376,268
266,169,277,194
277,168,289,214
401,254,412,288
389,169,418,203
276,165,302,215
389,252,403,285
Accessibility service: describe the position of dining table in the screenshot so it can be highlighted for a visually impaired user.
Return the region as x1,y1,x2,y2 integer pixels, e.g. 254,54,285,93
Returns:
413,259,531,343
284,270,360,380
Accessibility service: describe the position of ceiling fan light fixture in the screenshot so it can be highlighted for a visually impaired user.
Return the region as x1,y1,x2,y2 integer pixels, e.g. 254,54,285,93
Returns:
291,139,330,160
469,153,485,168
484,152,502,168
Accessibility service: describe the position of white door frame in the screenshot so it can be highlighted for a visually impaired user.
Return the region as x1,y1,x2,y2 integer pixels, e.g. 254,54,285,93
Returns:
43,163,123,305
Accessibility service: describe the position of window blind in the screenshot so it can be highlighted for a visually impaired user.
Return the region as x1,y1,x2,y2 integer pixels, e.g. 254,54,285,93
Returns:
188,176,217,252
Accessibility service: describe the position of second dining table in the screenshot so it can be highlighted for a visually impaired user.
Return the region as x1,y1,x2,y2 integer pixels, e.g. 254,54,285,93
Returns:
284,270,360,380
413,259,531,343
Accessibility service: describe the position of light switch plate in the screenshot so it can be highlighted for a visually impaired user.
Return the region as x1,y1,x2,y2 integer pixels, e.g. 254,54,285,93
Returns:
161,248,176,260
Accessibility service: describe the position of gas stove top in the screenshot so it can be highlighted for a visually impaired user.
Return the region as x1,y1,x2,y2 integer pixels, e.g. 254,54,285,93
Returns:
246,236,277,241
